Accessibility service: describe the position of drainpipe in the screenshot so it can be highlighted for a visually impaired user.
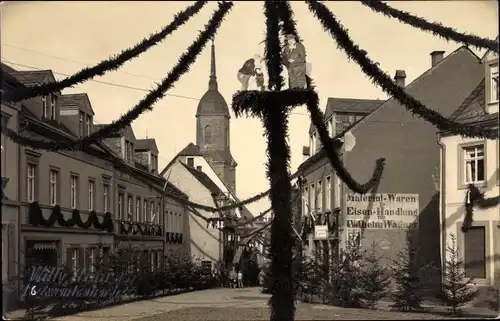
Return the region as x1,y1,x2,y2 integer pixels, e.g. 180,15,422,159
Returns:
437,133,446,283
17,118,23,306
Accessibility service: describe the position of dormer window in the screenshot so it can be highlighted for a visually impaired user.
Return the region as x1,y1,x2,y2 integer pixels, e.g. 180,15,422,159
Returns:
489,63,499,103
309,132,317,155
151,154,157,172
124,140,134,163
42,95,48,118
50,94,57,120
79,111,85,136
86,115,92,135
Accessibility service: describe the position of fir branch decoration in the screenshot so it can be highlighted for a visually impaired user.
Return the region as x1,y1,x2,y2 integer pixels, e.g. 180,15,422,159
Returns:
2,1,208,103
277,1,301,43
306,96,385,193
461,184,500,233
306,0,498,140
262,2,295,321
361,0,498,53
232,88,315,117
4,1,233,152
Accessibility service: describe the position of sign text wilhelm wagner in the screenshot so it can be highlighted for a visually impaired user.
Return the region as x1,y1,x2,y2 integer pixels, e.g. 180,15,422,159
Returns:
346,193,419,229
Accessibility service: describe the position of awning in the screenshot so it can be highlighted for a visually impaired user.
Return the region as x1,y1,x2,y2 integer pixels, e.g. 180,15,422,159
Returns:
33,242,57,250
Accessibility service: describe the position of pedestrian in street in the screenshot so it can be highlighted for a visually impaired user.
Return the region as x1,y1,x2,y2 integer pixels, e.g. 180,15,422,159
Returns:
258,269,266,287
237,270,244,288
229,268,237,289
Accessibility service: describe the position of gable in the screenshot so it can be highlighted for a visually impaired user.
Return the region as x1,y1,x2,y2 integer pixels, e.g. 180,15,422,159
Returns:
352,47,483,130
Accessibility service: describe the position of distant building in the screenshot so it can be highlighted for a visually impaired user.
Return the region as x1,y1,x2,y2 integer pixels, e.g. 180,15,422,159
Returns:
297,47,486,277
438,45,499,287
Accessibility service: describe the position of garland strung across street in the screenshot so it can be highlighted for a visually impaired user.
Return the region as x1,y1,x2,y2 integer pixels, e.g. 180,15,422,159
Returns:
461,184,500,233
360,0,499,53
28,202,114,232
2,1,208,103
306,0,498,140
1,1,233,151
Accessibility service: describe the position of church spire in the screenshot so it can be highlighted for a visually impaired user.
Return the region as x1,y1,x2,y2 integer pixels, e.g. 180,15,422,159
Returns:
208,38,218,90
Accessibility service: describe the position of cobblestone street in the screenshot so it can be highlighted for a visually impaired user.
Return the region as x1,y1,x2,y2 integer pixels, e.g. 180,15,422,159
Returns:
49,287,496,321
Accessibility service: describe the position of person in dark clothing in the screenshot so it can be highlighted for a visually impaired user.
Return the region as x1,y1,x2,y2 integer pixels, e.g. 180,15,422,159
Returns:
237,55,260,90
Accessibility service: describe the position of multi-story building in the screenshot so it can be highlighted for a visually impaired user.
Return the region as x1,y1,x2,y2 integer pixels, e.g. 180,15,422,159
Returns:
298,97,383,260
298,47,487,277
438,45,499,287
2,68,117,303
96,124,188,267
1,63,190,309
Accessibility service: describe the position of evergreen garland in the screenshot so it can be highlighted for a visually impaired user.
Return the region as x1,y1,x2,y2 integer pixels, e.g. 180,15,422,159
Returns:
4,1,233,152
261,2,295,321
461,184,500,233
28,202,113,232
2,1,208,103
361,0,499,53
306,96,385,193
306,0,498,140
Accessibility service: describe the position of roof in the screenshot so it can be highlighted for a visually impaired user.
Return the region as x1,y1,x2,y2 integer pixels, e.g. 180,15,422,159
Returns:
299,46,485,172
309,97,384,134
177,142,236,165
196,89,230,117
449,79,499,125
10,69,57,87
135,138,159,153
178,142,202,156
181,161,224,196
59,93,95,115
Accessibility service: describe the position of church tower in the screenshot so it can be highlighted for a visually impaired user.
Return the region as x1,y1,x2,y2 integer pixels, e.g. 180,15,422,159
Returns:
196,40,237,193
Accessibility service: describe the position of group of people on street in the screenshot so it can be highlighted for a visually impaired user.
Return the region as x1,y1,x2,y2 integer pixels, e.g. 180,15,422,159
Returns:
212,267,246,289
236,33,308,91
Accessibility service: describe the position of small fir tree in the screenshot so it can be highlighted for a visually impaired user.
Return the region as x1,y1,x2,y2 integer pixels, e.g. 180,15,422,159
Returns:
390,237,433,312
438,234,477,315
359,242,391,309
329,237,365,308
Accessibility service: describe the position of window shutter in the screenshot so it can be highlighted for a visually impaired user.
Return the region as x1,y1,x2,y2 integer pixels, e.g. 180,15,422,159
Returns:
78,248,84,270
84,248,91,273
66,247,72,271
7,224,16,280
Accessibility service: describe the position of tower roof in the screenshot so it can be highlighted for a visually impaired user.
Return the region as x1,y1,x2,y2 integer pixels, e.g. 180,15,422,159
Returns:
196,39,230,117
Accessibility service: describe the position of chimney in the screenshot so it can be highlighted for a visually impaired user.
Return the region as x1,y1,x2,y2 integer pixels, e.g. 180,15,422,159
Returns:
302,146,310,162
196,166,202,171
394,70,406,87
430,51,445,67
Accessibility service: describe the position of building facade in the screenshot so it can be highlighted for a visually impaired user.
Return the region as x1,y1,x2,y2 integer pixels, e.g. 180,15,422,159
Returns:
439,46,499,287
1,63,190,309
1,63,22,312
297,48,487,276
298,97,383,260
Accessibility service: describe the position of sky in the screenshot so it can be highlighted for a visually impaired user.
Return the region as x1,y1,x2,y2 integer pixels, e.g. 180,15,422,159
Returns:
1,1,498,216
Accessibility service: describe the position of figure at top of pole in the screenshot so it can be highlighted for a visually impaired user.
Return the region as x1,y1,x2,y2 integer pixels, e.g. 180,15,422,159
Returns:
281,34,308,89
237,54,265,91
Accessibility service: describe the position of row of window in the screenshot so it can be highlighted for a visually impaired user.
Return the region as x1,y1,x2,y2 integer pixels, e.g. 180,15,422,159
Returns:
117,192,159,224
69,247,162,276
309,113,364,156
27,163,111,211
302,174,341,215
41,94,57,121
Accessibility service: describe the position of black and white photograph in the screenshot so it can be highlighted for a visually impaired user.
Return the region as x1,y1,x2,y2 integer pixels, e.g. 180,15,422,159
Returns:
1,1,499,320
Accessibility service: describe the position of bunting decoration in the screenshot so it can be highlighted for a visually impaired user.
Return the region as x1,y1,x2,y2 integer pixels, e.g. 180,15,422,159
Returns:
461,184,500,233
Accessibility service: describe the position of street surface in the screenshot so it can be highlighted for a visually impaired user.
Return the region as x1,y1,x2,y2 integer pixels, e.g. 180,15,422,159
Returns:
49,287,494,321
